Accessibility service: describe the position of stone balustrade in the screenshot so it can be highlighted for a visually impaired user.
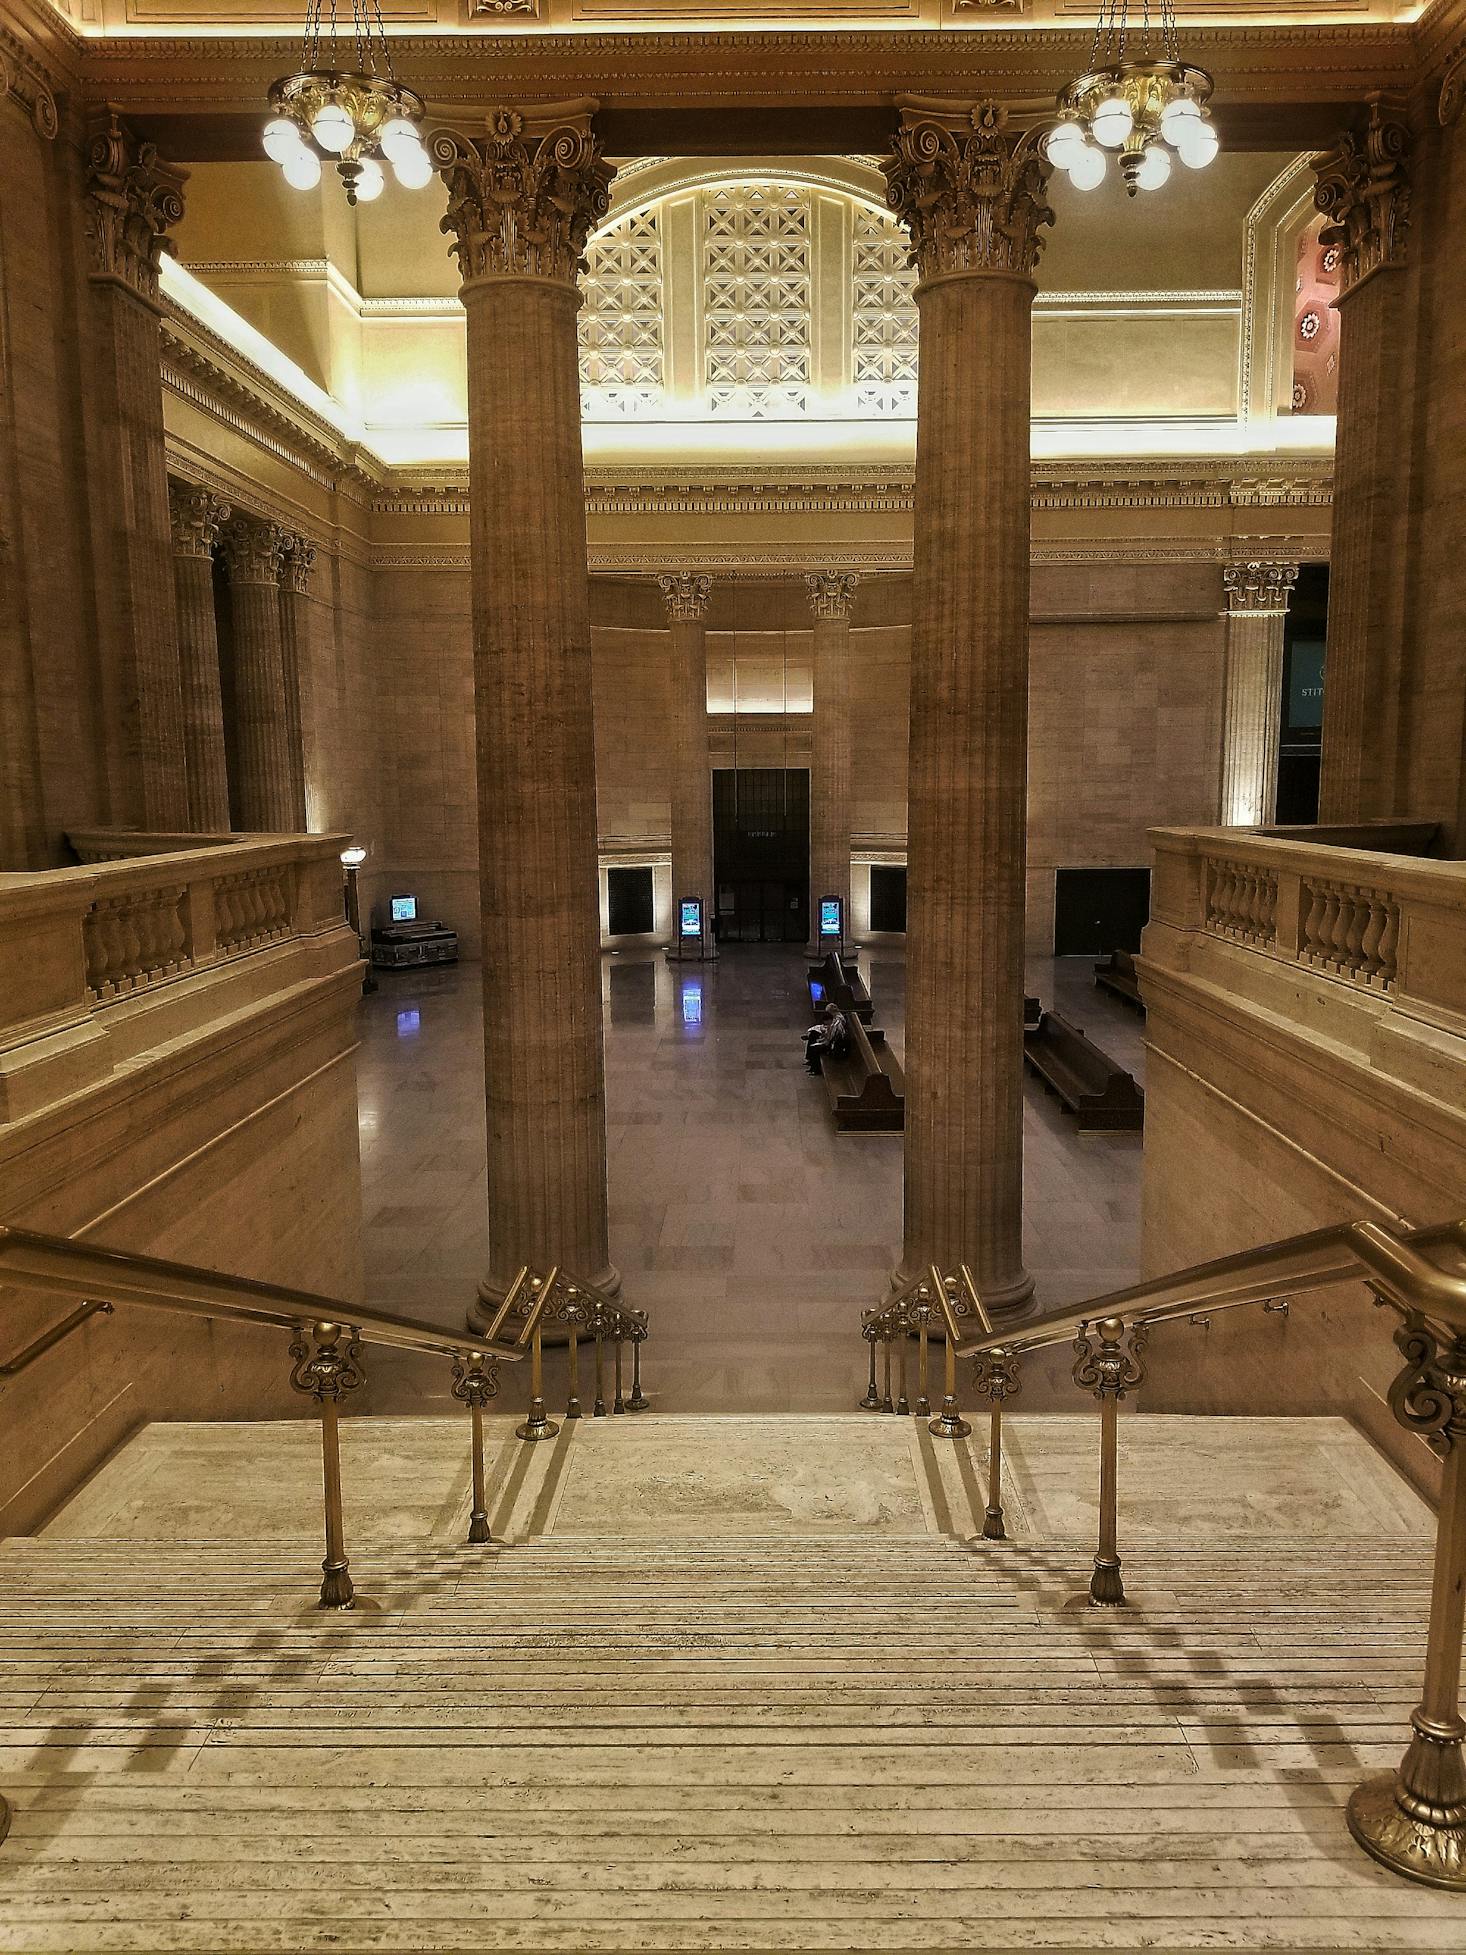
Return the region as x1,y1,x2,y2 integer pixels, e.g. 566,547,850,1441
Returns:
0,833,358,1124
1149,823,1466,1027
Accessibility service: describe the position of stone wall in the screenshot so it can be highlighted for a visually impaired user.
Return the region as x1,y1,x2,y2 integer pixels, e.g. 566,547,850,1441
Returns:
0,836,366,1532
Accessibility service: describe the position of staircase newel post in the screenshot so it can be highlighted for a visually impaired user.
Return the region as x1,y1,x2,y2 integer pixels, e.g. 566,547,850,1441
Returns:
1073,1316,1147,1608
929,1269,972,1441
627,1316,650,1411
289,1322,365,1609
516,1319,559,1442
1349,1318,1466,1890
972,1346,1021,1541
451,1349,500,1545
860,1322,881,1410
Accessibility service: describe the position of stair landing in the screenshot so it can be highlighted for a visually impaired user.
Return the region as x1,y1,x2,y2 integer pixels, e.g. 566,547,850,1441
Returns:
1,1413,1457,1951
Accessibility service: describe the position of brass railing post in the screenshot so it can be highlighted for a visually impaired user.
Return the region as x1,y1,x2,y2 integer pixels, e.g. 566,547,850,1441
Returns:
881,1335,894,1414
1072,1316,1148,1608
1348,1317,1466,1890
627,1316,650,1411
566,1323,582,1419
971,1346,1021,1541
613,1334,626,1414
516,1320,558,1442
915,1304,931,1419
593,1319,607,1417
929,1332,972,1440
896,1322,910,1416
450,1349,499,1545
289,1321,365,1609
859,1323,881,1410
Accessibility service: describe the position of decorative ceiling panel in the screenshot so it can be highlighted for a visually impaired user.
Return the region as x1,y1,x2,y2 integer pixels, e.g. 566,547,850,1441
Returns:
580,205,666,417
702,182,813,420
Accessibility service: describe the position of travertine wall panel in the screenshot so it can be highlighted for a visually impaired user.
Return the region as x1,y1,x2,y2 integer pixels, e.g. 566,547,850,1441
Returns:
0,102,108,863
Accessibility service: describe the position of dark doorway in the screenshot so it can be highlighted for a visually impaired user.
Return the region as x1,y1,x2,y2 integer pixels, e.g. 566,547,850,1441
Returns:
1053,867,1151,956
869,864,908,934
713,768,809,944
1277,562,1328,825
607,865,655,936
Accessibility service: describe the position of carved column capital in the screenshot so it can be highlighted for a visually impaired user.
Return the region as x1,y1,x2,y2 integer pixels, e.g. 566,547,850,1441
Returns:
431,102,614,289
84,112,187,307
1313,97,1411,298
1224,561,1300,615
658,571,712,623
884,97,1053,285
277,531,318,596
806,571,860,621
219,516,286,588
168,484,230,560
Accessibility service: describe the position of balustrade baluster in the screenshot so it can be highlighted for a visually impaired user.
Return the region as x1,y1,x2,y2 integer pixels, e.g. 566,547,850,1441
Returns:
860,1325,880,1410
881,1337,894,1415
627,1321,649,1411
1072,1316,1148,1608
613,1335,626,1415
593,1322,607,1418
516,1322,557,1442
1378,900,1400,988
451,1349,498,1545
288,1321,365,1609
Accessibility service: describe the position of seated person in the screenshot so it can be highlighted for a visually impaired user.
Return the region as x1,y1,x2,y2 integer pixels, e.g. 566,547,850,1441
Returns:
803,1004,851,1074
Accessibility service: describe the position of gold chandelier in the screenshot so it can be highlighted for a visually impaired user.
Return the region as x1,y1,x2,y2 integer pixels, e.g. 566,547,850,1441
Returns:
263,0,431,205
1046,0,1220,197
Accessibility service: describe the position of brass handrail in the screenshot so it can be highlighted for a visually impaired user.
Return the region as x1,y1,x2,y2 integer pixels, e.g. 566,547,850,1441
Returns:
0,1299,114,1376
857,1213,1466,1892
0,1224,651,1595
0,1224,526,1364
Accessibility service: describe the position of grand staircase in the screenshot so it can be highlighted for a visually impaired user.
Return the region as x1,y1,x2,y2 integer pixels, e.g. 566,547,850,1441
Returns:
1,1411,1461,1951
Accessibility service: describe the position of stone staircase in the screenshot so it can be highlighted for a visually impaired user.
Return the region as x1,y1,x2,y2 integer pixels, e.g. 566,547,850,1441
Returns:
0,1413,1461,1950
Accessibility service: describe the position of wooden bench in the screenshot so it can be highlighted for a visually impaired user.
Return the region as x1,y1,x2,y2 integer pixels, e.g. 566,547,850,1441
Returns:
807,950,875,1023
820,1012,904,1133
1022,1010,1143,1133
1023,993,1042,1033
1093,948,1145,1013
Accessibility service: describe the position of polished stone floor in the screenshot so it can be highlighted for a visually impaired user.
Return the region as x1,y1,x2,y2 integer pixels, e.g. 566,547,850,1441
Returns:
357,947,1145,1409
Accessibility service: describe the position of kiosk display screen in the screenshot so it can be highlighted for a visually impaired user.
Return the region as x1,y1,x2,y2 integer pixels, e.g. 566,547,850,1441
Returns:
819,898,843,939
679,898,703,939
390,894,418,924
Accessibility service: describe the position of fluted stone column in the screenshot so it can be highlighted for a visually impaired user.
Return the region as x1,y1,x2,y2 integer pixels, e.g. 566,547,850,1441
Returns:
435,104,618,1311
658,571,716,959
806,571,859,951
83,113,190,830
1313,98,1412,822
276,531,316,831
168,484,232,833
219,517,296,832
1220,561,1299,827
887,99,1052,1317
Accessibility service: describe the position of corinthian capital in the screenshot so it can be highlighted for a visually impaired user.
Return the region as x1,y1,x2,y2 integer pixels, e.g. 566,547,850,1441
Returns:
1313,96,1411,298
168,484,230,559
1224,561,1299,615
431,101,614,288
658,571,711,622
84,113,187,307
885,97,1053,285
219,516,286,588
806,572,860,621
277,531,318,596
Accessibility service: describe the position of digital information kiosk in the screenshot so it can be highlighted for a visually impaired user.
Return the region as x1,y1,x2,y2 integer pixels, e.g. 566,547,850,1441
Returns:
669,895,712,963
818,895,845,952
371,893,460,969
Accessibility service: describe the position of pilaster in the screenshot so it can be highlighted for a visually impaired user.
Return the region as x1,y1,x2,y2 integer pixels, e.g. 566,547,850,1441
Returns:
805,571,859,951
82,113,190,830
1220,561,1299,828
276,531,317,831
658,570,715,960
1312,98,1413,823
219,516,295,833
168,483,232,833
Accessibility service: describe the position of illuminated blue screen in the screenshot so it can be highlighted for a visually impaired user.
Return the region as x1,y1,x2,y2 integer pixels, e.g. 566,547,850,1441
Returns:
679,898,703,937
390,894,418,923
819,898,842,937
